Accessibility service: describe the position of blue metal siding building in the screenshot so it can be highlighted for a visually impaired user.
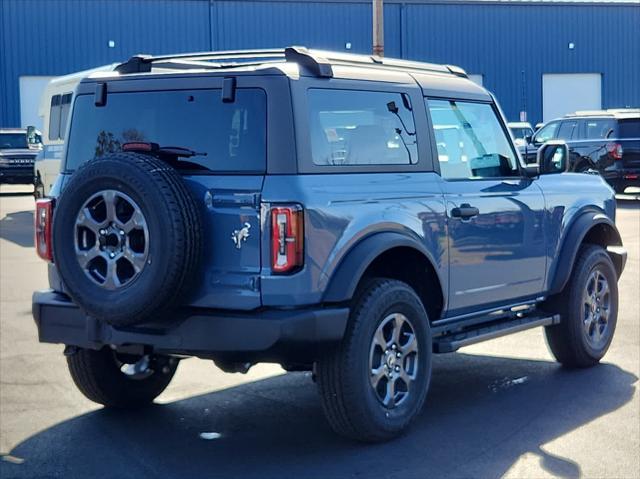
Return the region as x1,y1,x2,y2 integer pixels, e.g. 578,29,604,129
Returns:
1,0,639,127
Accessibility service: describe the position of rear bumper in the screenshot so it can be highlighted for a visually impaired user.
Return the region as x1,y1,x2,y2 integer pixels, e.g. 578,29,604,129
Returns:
32,290,349,361
603,168,640,191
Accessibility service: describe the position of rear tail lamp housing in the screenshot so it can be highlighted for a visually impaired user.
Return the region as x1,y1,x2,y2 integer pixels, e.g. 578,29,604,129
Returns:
271,205,304,274
606,142,623,160
35,198,54,262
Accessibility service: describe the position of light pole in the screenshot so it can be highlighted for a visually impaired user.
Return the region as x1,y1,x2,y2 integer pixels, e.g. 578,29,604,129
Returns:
373,0,384,57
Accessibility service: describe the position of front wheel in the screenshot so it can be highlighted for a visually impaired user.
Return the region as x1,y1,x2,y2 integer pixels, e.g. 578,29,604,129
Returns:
67,347,178,408
544,245,618,368
316,278,432,442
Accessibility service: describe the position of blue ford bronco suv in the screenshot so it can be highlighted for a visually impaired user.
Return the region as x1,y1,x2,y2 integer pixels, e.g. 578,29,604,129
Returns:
33,47,627,442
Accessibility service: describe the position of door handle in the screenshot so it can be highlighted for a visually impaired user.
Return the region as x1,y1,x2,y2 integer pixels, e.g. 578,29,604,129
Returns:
451,203,479,220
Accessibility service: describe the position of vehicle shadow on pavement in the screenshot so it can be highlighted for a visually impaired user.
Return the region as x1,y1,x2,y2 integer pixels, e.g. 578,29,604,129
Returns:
0,210,34,248
2,353,637,479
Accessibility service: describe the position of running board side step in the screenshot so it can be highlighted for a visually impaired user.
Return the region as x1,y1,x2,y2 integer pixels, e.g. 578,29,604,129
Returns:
433,314,561,353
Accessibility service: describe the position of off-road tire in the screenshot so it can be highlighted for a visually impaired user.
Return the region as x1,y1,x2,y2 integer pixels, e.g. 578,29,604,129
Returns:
67,347,178,408
52,153,202,326
316,278,432,442
544,244,618,368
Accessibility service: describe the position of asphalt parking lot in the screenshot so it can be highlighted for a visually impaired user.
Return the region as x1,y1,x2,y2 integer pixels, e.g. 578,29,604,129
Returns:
0,184,638,479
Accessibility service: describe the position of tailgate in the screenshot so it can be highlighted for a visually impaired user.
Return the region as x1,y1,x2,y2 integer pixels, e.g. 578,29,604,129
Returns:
184,176,264,310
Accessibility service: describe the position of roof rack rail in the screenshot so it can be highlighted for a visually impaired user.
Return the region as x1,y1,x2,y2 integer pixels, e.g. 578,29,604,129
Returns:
114,46,468,79
115,49,287,74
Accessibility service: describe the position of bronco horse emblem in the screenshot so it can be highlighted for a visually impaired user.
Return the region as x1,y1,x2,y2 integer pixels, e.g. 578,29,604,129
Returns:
231,222,251,249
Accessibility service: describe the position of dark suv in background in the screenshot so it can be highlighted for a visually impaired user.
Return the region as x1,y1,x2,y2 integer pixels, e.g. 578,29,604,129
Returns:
0,127,42,185
521,109,640,193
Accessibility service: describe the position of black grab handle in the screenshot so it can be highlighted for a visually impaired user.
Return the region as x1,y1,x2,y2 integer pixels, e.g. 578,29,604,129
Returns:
451,203,479,219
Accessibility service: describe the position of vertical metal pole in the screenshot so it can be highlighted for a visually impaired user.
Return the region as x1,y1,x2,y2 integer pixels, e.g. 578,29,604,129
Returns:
373,0,384,57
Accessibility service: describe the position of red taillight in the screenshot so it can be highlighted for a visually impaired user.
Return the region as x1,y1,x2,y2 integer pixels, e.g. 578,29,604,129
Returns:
606,142,623,160
271,205,304,274
35,198,54,262
122,142,156,152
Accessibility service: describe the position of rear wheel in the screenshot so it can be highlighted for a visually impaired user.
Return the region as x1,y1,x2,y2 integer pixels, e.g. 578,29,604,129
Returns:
67,347,178,408
544,245,618,368
316,278,432,442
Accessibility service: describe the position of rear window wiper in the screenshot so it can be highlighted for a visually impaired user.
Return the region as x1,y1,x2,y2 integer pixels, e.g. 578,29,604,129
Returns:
122,142,209,171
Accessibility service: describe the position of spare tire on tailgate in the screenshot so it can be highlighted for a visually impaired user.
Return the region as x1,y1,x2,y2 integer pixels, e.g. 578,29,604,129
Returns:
52,152,202,327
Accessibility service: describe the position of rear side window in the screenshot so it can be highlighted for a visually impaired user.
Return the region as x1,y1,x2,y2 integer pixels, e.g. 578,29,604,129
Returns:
48,93,73,141
48,95,61,141
308,89,417,166
66,89,266,173
617,119,640,138
59,94,73,140
557,120,577,140
582,118,616,139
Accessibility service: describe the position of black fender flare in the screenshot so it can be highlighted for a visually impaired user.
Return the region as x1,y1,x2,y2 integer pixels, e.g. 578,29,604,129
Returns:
548,211,624,295
322,231,443,304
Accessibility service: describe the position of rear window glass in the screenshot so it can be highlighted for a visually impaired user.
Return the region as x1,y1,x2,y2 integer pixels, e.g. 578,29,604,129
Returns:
66,89,266,173
308,89,418,166
583,119,616,139
617,119,640,138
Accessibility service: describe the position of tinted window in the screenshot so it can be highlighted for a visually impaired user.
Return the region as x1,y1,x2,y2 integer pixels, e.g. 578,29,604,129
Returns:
510,127,533,139
0,133,28,149
617,119,640,139
49,95,61,141
534,121,559,143
308,89,417,166
427,99,519,179
66,89,266,172
581,118,615,139
59,93,73,140
557,120,577,140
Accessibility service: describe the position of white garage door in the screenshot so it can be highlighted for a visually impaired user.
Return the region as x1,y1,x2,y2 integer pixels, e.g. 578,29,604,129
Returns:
19,76,55,129
542,73,601,123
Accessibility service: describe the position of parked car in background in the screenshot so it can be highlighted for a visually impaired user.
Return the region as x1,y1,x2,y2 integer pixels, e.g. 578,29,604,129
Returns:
0,127,42,185
33,47,626,442
521,109,640,193
508,121,534,146
34,65,118,198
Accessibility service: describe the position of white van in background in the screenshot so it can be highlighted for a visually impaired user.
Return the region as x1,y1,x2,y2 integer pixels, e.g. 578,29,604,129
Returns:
34,65,117,197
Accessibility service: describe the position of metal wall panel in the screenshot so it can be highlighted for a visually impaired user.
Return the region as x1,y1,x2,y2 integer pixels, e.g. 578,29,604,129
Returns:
1,0,211,126
1,0,639,126
212,1,401,56
403,4,640,122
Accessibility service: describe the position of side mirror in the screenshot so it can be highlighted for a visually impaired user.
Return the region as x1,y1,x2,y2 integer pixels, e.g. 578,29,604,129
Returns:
537,140,569,175
524,163,540,178
525,134,533,144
